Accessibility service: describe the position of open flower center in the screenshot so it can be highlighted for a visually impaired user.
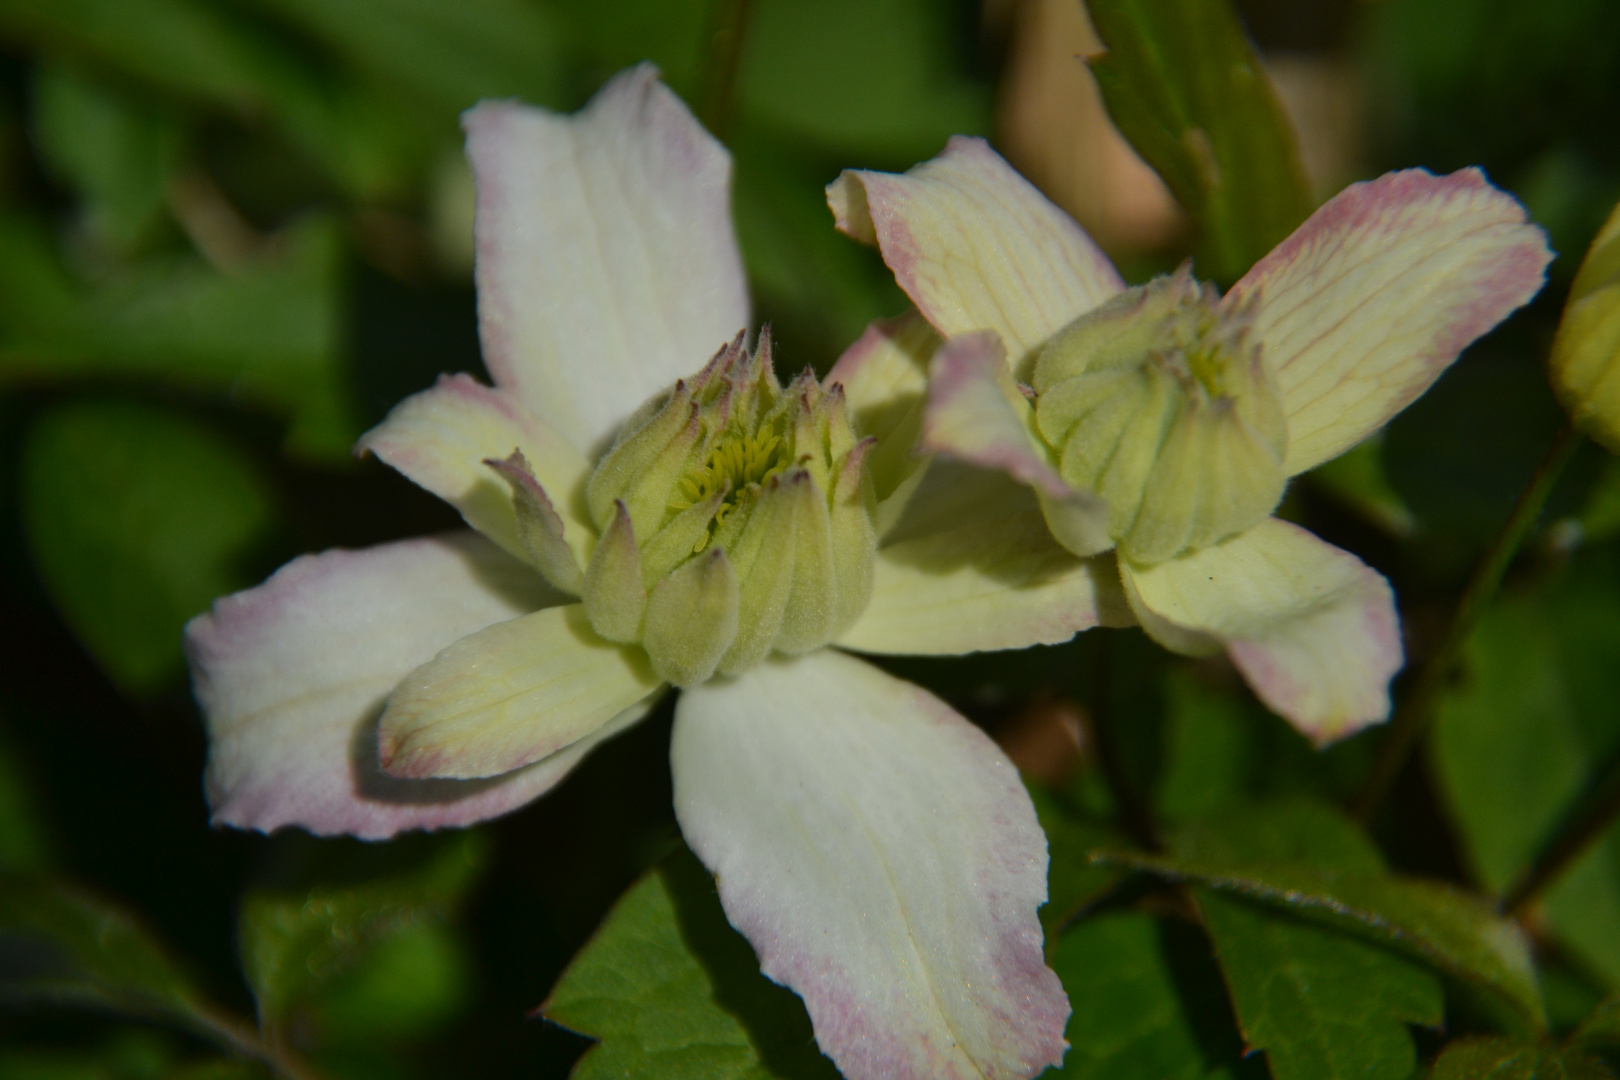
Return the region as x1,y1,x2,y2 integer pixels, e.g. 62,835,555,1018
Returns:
1032,267,1289,564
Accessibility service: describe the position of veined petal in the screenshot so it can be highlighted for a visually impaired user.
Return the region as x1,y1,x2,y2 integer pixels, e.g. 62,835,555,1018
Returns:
379,604,661,779
465,64,749,455
1226,168,1551,474
828,136,1122,377
826,311,941,535
186,533,643,839
1120,518,1402,744
360,373,594,568
840,463,1129,655
672,651,1069,1080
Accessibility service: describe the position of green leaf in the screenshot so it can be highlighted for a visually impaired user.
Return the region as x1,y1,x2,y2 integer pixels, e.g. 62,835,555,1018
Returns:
1196,892,1442,1080
1428,1037,1615,1080
0,0,422,197
1165,801,1444,1080
0,716,51,874
1048,910,1253,1079
1305,436,1417,538
1572,995,1620,1052
1027,781,1128,937
1096,802,1546,1034
0,215,355,459
543,846,838,1080
1432,550,1620,987
242,0,563,116
32,65,183,256
20,400,276,695
0,877,210,1030
238,831,485,1036
1084,0,1313,284
1156,674,1260,822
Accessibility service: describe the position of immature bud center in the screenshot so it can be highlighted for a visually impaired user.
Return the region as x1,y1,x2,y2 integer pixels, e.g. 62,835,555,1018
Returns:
1032,268,1288,564
578,331,877,686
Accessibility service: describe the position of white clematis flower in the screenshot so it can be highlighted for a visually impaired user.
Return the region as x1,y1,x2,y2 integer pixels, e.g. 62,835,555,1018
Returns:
184,67,1099,1080
827,137,1552,744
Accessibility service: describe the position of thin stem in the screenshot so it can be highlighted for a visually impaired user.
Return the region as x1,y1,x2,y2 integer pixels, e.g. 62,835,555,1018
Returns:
1084,632,1162,851
698,0,755,142
1354,421,1583,822
191,1005,326,1080
1501,749,1620,916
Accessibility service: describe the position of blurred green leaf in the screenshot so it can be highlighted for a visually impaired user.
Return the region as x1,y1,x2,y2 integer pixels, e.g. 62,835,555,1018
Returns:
0,215,355,459
543,845,837,1080
1048,910,1253,1079
20,400,275,695
1098,802,1547,1034
1576,457,1620,543
0,877,212,1030
239,831,485,1037
0,716,51,874
1156,675,1259,822
242,0,563,116
1433,550,1620,987
0,0,422,198
738,0,991,158
1428,1037,1615,1080
0,1029,260,1080
1305,436,1417,538
1573,995,1620,1051
1084,0,1313,284
1027,782,1128,937
33,65,183,256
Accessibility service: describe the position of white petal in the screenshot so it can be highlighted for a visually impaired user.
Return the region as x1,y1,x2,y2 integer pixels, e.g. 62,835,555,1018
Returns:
828,136,1123,377
1226,168,1551,474
465,64,750,455
186,533,646,839
1121,518,1403,744
672,651,1069,1080
839,462,1128,655
359,374,593,567
378,604,661,779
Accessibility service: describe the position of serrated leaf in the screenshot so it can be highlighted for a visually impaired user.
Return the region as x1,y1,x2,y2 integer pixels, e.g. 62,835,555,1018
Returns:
1428,1037,1615,1080
0,877,209,1029
543,846,837,1080
0,215,355,459
1196,891,1442,1080
20,400,276,695
1096,802,1546,1034
238,831,485,1034
1049,910,1254,1079
1084,0,1313,284
1432,549,1620,988
1027,781,1128,937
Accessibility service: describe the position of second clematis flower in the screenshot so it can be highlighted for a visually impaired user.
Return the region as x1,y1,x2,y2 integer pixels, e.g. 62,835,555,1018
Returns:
828,138,1552,743
183,67,1108,1080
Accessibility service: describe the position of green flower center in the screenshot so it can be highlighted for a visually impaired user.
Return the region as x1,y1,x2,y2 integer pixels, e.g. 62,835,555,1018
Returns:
671,427,792,544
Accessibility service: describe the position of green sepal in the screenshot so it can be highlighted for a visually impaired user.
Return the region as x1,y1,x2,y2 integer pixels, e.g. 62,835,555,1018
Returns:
583,500,647,644
484,449,584,595
643,546,740,686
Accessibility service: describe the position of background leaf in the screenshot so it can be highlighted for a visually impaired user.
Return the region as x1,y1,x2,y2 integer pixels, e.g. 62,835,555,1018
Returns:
542,845,837,1080
19,400,275,695
1084,0,1313,283
1428,1037,1615,1080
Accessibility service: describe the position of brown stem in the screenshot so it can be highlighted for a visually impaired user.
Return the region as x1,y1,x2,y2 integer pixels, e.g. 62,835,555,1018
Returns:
1501,749,1620,916
1354,421,1582,822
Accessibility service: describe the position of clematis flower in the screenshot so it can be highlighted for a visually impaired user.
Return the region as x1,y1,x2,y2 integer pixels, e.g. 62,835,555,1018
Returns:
183,67,1114,1080
827,138,1551,743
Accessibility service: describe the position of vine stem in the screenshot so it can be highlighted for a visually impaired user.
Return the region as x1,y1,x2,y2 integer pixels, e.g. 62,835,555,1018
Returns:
1353,420,1583,823
698,0,755,142
191,1005,326,1080
1500,751,1620,916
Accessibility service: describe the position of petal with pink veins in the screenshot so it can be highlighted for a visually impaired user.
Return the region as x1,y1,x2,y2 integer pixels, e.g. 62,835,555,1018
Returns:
1226,168,1551,474
378,604,661,780
672,650,1070,1080
360,373,594,568
187,533,652,839
465,64,749,455
828,136,1122,377
1120,518,1403,745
